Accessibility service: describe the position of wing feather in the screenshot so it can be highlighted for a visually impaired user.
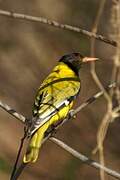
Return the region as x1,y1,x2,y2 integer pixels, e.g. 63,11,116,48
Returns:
29,63,81,135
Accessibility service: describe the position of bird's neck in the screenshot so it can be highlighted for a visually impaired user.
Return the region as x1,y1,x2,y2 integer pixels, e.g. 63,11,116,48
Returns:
55,62,79,78
61,61,80,76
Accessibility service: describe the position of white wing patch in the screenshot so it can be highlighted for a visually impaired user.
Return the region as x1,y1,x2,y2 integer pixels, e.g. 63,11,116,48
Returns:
29,98,72,135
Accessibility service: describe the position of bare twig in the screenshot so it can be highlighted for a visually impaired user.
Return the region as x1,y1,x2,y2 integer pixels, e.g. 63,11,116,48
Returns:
0,9,117,47
90,1,112,180
110,0,120,107
10,134,26,180
10,133,120,180
0,101,27,123
50,137,120,180
0,83,115,127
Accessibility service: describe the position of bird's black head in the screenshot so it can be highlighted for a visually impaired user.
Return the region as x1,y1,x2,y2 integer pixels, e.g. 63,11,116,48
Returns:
59,52,98,75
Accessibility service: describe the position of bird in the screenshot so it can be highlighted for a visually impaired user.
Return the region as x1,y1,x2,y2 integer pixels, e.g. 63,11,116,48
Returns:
23,52,98,163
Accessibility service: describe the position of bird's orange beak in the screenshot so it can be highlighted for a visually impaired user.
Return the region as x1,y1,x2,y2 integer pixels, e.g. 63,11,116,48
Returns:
82,57,99,63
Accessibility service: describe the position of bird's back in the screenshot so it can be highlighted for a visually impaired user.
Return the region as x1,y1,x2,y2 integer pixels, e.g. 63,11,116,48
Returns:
29,62,81,135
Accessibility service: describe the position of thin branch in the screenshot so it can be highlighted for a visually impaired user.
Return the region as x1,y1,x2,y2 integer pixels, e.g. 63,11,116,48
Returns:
10,133,120,180
0,83,115,127
0,101,27,123
0,9,117,47
50,137,120,180
92,1,120,180
90,0,110,180
10,134,26,180
72,83,114,116
110,0,120,107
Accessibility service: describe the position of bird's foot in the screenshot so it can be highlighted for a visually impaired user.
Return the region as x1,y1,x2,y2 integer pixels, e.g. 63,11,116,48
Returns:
69,109,76,119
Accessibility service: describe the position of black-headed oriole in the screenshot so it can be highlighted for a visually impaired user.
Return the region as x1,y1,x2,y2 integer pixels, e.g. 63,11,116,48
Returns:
23,53,98,163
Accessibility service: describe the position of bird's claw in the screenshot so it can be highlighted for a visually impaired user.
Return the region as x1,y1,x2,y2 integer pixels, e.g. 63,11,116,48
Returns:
69,109,76,119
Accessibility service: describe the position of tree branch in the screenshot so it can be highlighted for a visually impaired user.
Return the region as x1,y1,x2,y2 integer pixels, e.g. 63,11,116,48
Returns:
0,9,117,47
90,0,109,179
0,83,116,127
50,137,120,180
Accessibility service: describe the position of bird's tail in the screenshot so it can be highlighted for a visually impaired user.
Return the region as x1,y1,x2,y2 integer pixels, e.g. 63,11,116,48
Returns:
23,122,49,163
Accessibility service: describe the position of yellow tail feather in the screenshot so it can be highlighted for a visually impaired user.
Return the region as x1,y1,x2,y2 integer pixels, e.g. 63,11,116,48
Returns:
23,104,73,163
23,122,49,163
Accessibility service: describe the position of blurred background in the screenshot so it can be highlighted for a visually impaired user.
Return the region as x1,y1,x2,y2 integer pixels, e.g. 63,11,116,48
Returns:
0,0,120,179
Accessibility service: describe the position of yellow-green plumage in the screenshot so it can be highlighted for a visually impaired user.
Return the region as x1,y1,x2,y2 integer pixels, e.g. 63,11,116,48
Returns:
23,54,81,163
